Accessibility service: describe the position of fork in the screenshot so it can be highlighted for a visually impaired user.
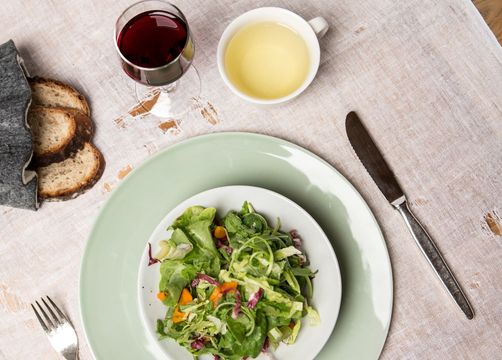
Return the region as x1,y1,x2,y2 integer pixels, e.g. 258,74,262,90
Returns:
31,296,79,360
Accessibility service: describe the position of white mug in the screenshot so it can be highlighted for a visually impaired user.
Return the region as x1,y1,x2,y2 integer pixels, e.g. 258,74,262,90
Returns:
217,7,329,105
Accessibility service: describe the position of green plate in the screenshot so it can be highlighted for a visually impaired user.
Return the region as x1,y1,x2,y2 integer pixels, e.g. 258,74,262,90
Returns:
80,132,393,359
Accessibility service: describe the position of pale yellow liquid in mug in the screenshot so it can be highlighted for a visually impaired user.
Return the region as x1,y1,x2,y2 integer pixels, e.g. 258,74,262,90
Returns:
224,22,310,100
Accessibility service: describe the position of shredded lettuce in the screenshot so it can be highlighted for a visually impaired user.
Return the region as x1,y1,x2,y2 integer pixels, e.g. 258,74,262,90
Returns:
152,203,318,359
306,305,321,326
155,230,194,260
284,320,302,344
274,246,302,260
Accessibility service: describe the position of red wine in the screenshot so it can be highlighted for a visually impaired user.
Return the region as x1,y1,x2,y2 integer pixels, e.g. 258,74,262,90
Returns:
118,10,188,68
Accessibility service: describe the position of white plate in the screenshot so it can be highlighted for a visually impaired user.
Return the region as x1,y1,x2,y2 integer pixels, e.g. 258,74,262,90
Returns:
138,185,342,360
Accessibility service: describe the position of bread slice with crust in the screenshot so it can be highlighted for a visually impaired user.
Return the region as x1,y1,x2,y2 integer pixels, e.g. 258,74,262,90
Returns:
28,76,104,201
37,142,105,200
29,77,90,116
28,106,93,166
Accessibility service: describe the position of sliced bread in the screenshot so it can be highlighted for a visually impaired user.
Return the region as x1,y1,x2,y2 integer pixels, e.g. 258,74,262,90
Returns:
28,106,93,166
37,142,105,200
29,76,90,116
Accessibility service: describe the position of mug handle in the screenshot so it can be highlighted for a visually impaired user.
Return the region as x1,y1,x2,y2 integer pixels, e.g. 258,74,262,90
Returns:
308,17,329,39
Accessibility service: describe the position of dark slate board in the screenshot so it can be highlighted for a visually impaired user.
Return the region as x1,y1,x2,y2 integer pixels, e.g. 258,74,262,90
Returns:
0,40,38,210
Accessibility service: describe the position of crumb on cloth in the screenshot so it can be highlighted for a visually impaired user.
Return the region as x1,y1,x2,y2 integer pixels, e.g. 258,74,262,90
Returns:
485,212,502,236
118,164,133,179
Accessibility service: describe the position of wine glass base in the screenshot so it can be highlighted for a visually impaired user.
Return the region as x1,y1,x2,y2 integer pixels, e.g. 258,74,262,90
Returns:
134,66,201,120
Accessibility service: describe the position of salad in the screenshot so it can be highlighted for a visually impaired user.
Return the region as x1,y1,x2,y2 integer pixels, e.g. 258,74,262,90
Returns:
149,202,319,359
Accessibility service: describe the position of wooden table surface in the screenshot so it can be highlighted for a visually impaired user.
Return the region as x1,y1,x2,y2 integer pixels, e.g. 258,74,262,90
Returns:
1,0,501,359
474,0,502,44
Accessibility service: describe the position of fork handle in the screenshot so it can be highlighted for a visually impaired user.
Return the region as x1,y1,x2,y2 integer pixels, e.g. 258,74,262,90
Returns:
394,201,474,319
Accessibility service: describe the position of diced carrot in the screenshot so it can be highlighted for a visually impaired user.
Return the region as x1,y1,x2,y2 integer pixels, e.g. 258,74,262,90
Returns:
179,288,193,305
172,288,193,323
172,306,187,323
209,286,222,307
214,226,227,239
220,281,238,293
157,291,168,301
209,282,238,307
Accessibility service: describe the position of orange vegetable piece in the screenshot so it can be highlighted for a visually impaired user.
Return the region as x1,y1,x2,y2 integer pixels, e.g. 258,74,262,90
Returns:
214,226,226,239
179,288,193,305
209,286,222,307
209,282,238,307
172,306,187,323
171,288,194,323
220,281,238,293
157,291,168,301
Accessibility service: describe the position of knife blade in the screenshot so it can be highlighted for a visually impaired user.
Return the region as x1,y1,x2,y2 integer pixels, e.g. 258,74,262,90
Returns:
345,112,404,204
345,111,474,319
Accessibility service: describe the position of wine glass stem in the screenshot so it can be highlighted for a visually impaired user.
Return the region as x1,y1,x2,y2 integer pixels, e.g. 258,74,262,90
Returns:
159,81,178,93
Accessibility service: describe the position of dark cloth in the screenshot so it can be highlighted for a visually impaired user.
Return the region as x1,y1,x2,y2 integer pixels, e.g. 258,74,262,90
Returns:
0,40,38,210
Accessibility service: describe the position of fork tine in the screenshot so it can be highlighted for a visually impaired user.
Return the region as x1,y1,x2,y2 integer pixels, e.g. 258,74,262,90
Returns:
46,296,68,322
31,303,49,332
41,297,63,325
36,300,55,330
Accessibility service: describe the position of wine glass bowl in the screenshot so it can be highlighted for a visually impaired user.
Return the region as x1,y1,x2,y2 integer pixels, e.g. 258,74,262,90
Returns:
114,0,199,119
115,1,194,86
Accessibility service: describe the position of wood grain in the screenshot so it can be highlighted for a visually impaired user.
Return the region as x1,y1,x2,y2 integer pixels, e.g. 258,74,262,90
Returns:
474,0,502,44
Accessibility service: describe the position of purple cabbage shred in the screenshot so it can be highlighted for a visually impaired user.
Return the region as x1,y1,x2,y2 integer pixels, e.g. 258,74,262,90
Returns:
247,288,264,309
147,243,159,266
216,238,233,255
190,339,205,350
261,337,270,353
289,230,302,250
232,289,241,319
191,273,220,287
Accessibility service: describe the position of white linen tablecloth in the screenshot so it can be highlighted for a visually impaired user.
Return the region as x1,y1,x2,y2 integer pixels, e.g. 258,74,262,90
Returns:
1,0,501,359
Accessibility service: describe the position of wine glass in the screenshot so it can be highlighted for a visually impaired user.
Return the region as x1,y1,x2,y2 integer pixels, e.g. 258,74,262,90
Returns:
114,0,200,119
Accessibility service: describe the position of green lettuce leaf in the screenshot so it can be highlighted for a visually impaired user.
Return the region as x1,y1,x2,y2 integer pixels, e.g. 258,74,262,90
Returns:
155,229,193,261
306,305,320,326
242,213,268,233
223,212,244,234
172,207,217,250
240,201,255,215
169,206,221,275
284,320,301,344
234,310,267,357
158,260,197,306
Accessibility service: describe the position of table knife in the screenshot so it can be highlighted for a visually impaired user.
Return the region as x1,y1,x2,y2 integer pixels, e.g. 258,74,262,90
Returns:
345,111,474,319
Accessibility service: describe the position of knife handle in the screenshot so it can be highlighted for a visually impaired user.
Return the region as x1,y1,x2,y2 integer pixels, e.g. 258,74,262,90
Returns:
394,200,474,319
